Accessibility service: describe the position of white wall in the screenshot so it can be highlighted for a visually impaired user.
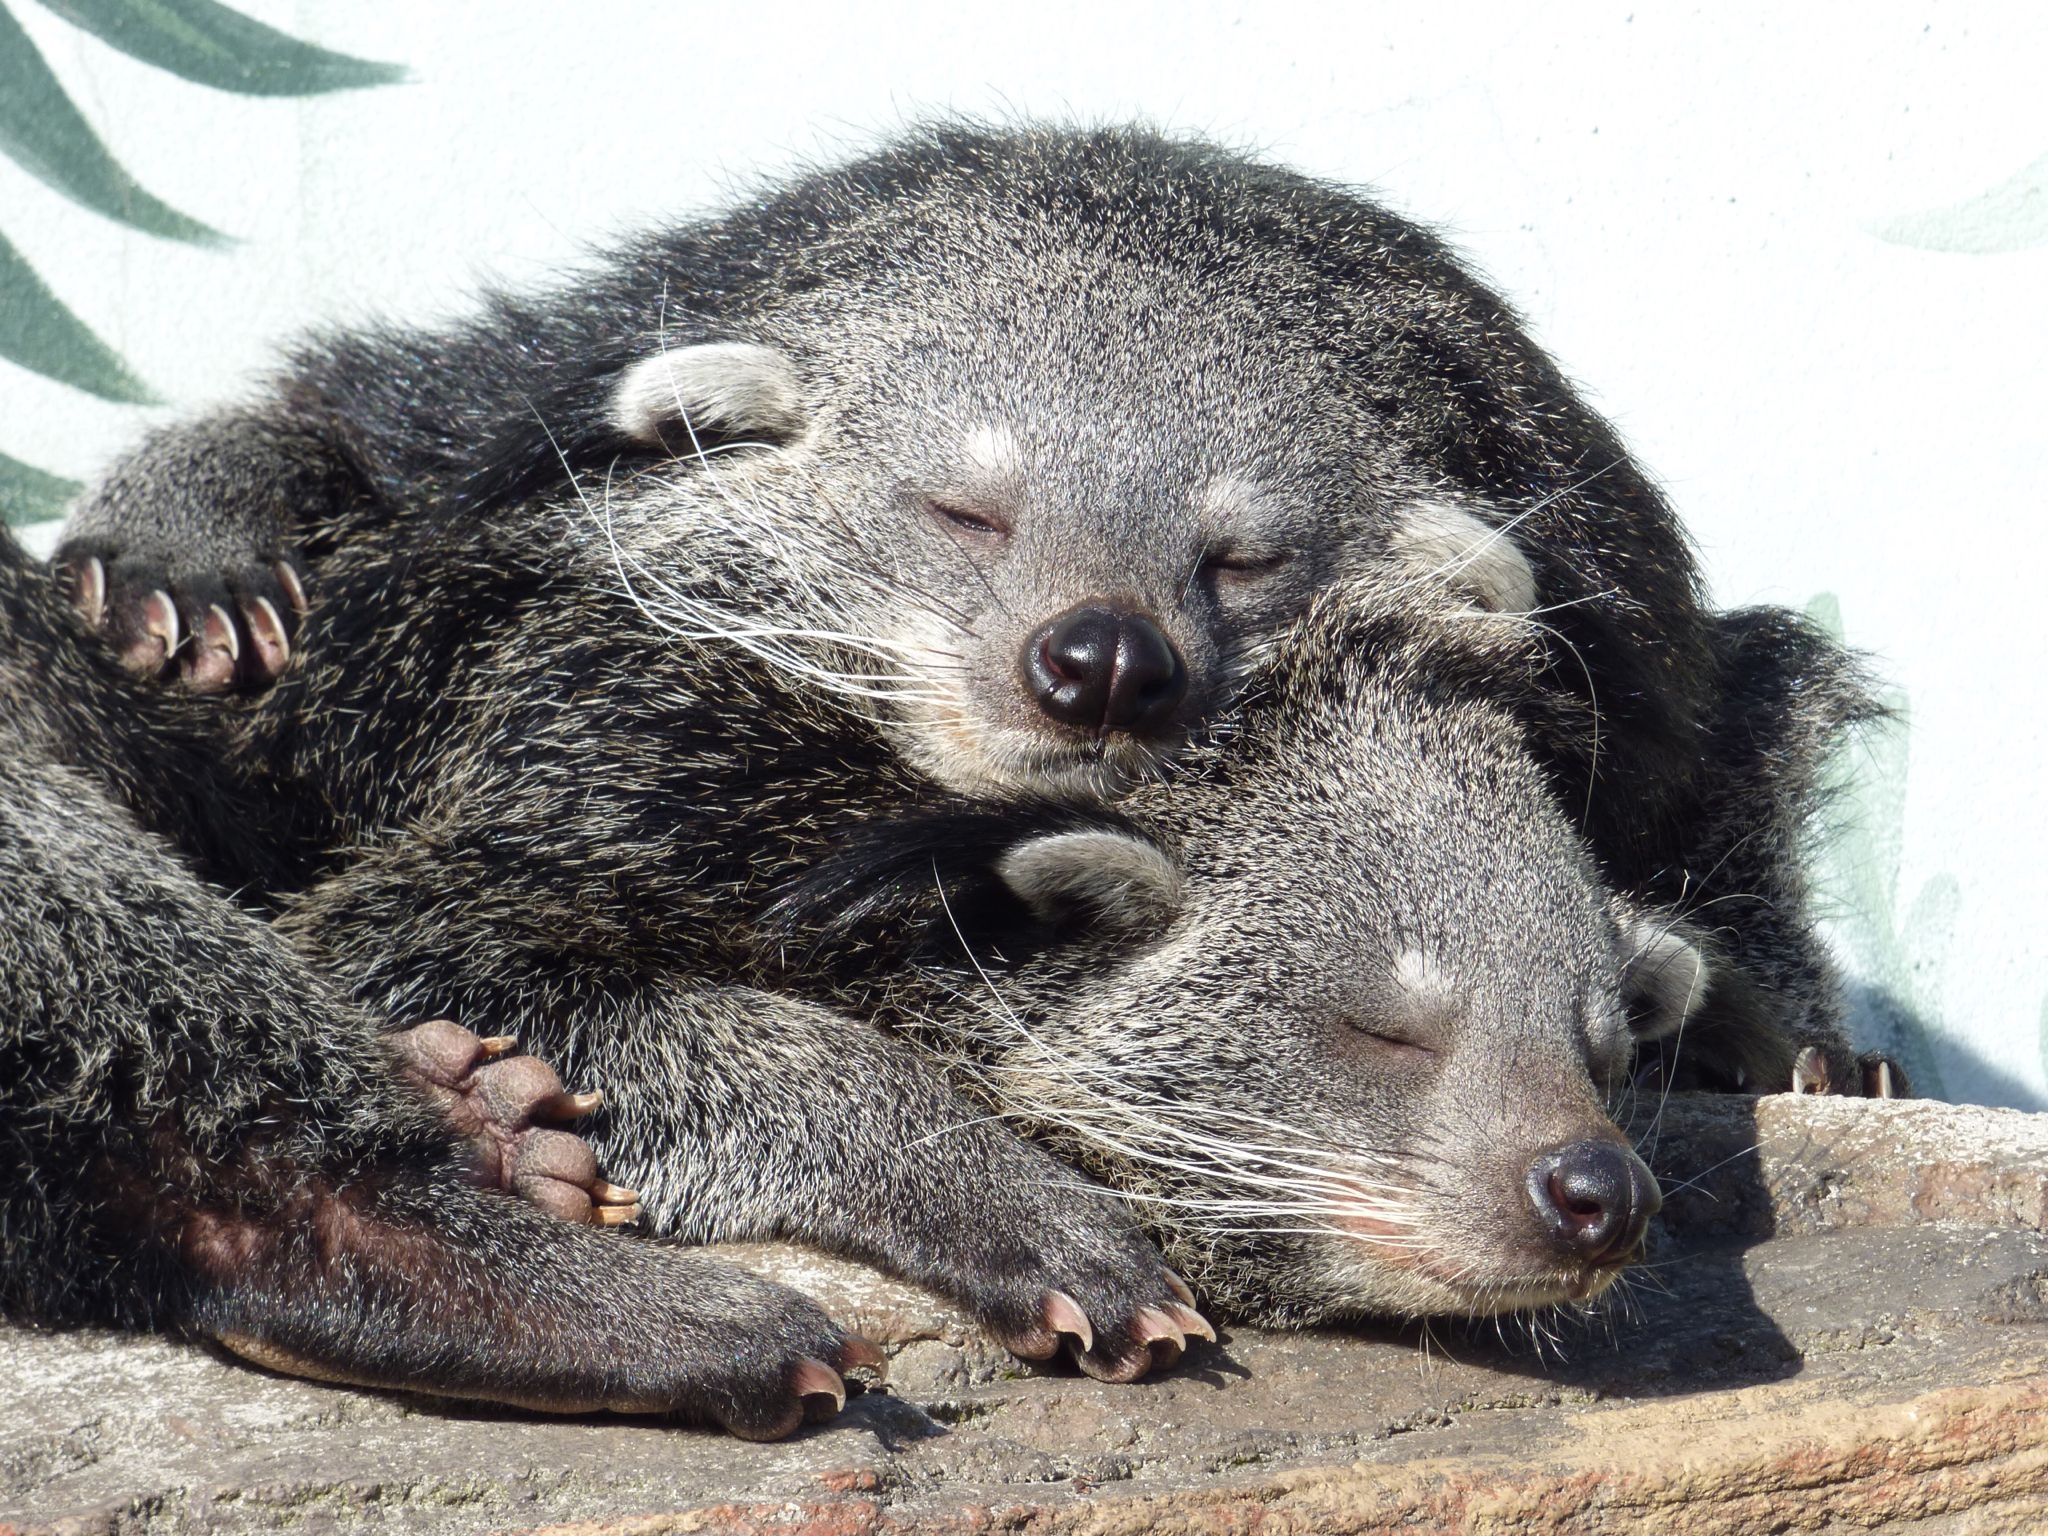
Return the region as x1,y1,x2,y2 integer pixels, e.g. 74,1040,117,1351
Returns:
7,1,2044,1104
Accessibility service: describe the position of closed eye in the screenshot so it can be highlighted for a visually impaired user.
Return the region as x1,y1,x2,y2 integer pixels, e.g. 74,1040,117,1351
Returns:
1343,1022,1438,1060
924,497,1010,539
1201,545,1294,582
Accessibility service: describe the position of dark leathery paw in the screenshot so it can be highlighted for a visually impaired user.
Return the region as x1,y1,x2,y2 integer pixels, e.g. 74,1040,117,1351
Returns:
987,1258,1214,1383
55,541,305,692
388,1018,640,1226
718,1327,888,1441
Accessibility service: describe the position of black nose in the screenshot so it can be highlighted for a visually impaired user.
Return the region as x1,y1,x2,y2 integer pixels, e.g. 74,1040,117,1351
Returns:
1023,603,1188,737
1524,1140,1660,1266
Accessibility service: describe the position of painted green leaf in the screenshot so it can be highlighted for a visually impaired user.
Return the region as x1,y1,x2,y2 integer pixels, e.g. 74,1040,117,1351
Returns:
0,0,223,244
1875,151,2048,256
35,0,405,97
0,448,80,526
0,227,157,401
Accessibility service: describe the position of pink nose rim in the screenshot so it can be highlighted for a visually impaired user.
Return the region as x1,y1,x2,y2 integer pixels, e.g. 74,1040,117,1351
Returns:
1524,1140,1660,1266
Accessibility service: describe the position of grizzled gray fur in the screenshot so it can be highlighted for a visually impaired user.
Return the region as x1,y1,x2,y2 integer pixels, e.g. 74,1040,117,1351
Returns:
0,525,877,1437
40,123,1887,1370
780,584,1878,1325
61,121,1713,887
45,438,1870,1374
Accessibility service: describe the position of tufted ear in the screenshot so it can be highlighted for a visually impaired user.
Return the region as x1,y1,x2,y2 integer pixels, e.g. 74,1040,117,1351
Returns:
996,829,1183,938
609,342,806,455
1387,502,1537,615
1617,906,1712,1042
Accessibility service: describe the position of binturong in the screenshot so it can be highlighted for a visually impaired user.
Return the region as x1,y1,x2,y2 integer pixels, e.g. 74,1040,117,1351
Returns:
772,585,1730,1325
58,121,1716,887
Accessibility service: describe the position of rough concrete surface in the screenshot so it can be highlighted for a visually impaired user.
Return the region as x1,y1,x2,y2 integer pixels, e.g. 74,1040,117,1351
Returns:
8,1094,2048,1536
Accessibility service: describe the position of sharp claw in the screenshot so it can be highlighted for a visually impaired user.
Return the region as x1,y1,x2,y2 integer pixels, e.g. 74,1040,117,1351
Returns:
476,1034,519,1059
791,1357,847,1414
245,595,292,672
590,1179,639,1206
537,1088,603,1120
1790,1045,1833,1095
144,590,182,660
1134,1304,1186,1354
274,560,308,616
1166,1302,1215,1344
1043,1288,1095,1355
73,557,107,626
1163,1268,1197,1308
593,1202,640,1227
839,1335,889,1379
204,602,240,662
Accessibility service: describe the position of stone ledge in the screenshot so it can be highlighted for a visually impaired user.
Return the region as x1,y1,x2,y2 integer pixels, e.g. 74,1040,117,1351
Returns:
7,1094,2048,1536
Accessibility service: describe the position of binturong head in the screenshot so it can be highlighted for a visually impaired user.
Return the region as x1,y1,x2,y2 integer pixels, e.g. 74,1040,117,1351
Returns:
592,127,1566,803
916,588,1700,1325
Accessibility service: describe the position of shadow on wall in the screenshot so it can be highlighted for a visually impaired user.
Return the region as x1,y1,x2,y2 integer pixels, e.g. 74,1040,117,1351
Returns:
1807,594,2045,1111
0,0,403,524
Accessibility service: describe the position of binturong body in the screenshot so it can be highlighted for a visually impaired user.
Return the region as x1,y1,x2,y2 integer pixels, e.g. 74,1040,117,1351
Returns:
47,418,1867,1361
775,586,1879,1325
0,525,879,1438
39,122,1888,1364
60,121,1714,888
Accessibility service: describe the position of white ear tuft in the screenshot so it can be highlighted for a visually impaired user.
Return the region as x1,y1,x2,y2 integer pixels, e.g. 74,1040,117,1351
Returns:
997,830,1183,935
609,343,805,451
1388,502,1538,615
1619,910,1712,1041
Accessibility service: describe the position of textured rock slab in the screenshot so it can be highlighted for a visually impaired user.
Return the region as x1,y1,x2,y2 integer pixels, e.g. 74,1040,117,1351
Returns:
6,1094,2048,1535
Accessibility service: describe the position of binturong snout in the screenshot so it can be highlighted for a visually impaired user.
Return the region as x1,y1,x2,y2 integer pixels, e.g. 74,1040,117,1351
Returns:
1525,1139,1660,1274
1024,602,1188,738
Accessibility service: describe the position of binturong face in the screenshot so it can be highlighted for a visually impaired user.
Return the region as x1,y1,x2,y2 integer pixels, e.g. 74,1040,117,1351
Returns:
934,592,1704,1326
597,181,1541,802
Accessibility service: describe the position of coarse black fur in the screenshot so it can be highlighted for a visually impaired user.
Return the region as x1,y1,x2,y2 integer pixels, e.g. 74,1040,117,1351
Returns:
44,416,1869,1353
1626,606,1895,1094
37,123,1884,1359
61,120,1712,876
0,526,874,1436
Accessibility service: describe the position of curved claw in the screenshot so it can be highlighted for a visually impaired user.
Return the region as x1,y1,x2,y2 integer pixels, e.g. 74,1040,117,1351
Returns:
1790,1045,1833,1095
1863,1054,1907,1099
1133,1303,1187,1367
70,556,107,627
536,1088,604,1121
132,589,181,675
838,1334,890,1381
1043,1288,1095,1356
243,594,293,679
186,603,240,692
274,559,309,616
792,1356,847,1417
1163,1268,1197,1308
1166,1301,1215,1344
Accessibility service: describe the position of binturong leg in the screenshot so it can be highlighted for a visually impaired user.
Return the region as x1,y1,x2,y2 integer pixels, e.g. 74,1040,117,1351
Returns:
0,755,872,1437
283,842,1206,1384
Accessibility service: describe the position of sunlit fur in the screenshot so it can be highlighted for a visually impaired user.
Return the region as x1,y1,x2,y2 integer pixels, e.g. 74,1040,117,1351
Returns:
66,122,1723,867
832,583,1662,1325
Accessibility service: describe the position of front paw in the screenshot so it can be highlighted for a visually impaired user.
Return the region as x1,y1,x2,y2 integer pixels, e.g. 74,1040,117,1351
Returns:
388,1017,639,1226
967,1232,1213,1382
55,538,306,692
